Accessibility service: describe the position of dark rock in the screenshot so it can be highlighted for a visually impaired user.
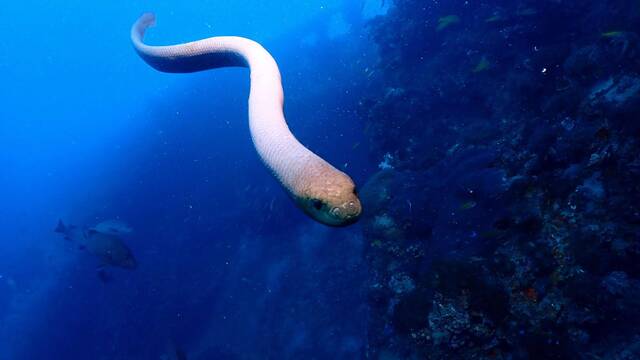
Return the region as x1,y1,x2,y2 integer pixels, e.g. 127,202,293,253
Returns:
360,0,640,358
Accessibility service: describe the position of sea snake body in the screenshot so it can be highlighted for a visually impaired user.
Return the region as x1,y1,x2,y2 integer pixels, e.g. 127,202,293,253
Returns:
131,13,361,226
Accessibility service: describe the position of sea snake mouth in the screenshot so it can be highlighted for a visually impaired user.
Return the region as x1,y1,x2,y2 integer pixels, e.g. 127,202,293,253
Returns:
130,13,362,226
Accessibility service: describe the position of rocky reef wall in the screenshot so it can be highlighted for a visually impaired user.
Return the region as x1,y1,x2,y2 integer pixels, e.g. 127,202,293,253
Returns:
360,1,640,358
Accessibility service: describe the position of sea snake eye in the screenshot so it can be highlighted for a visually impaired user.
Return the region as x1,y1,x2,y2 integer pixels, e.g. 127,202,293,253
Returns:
312,199,323,210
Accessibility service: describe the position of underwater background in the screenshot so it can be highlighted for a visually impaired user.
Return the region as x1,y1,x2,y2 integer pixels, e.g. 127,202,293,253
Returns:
1,0,640,359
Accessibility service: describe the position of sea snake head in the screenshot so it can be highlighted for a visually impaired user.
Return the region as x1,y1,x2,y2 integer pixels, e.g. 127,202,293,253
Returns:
297,167,362,227
131,12,362,226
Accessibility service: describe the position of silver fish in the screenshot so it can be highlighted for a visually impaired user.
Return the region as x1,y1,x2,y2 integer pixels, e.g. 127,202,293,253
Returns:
55,220,137,269
90,219,133,236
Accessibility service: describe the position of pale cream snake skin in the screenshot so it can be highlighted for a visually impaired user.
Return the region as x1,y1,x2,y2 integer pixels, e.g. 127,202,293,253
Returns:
131,13,361,226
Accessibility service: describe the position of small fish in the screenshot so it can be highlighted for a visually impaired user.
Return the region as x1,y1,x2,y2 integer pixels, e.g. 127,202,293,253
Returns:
55,220,137,270
460,201,477,210
437,15,460,31
485,14,504,23
91,219,133,236
473,56,490,73
516,8,537,16
601,31,625,38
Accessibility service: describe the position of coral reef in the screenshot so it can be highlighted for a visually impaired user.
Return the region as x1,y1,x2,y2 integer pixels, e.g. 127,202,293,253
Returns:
360,0,640,358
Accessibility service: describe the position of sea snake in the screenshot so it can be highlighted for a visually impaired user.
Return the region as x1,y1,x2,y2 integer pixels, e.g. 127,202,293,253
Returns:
131,13,361,226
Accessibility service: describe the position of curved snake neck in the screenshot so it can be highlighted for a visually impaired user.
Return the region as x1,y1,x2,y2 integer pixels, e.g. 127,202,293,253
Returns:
131,13,361,226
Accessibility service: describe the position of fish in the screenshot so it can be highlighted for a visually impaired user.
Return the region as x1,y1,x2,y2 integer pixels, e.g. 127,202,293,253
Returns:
516,8,537,16
90,219,133,236
473,56,490,73
55,220,85,242
55,220,137,270
601,31,625,38
437,15,460,31
460,200,478,210
485,14,505,23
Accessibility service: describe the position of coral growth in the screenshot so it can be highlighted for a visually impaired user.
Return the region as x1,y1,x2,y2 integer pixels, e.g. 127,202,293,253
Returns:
360,0,640,358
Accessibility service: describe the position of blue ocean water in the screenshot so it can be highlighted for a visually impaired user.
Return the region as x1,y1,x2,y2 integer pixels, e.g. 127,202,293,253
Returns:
3,0,640,359
0,1,381,358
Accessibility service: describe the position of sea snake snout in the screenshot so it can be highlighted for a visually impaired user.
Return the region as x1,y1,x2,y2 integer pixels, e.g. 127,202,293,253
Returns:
131,13,362,227
332,199,362,223
297,169,361,226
